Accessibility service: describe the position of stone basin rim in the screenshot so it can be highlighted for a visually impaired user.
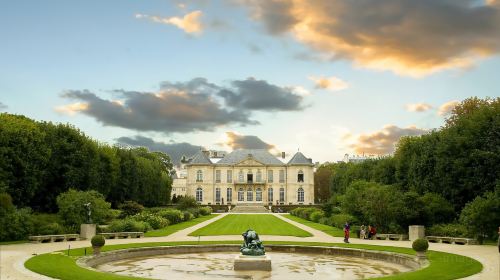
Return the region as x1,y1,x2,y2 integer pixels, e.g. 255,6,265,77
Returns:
77,244,428,273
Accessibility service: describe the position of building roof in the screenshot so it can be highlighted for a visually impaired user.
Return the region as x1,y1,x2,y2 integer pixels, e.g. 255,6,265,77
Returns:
188,150,213,165
216,149,284,166
288,152,313,165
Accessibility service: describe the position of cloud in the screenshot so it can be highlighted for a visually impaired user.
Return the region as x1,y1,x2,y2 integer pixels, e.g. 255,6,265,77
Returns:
135,11,203,34
59,88,256,133
349,125,428,155
222,131,275,151
309,76,349,91
218,77,305,111
58,78,307,133
405,103,433,112
242,0,500,76
0,102,7,110
438,100,460,116
116,135,202,165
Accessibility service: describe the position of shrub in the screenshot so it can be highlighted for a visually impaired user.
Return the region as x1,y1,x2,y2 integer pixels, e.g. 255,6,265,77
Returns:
91,235,105,247
131,213,169,230
107,218,151,233
182,211,194,221
318,217,331,226
157,209,183,224
412,238,429,252
177,196,198,210
460,191,500,243
187,208,201,218
199,206,212,216
31,213,69,235
38,222,66,235
56,189,111,229
290,207,318,220
0,207,34,241
118,201,144,217
428,223,470,238
310,210,325,223
329,214,357,228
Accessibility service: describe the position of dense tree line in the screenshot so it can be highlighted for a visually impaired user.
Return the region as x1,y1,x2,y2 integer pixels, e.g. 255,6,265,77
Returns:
314,97,499,239
0,113,173,212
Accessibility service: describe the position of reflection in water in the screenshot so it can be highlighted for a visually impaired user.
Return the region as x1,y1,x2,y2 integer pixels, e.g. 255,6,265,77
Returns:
96,252,411,280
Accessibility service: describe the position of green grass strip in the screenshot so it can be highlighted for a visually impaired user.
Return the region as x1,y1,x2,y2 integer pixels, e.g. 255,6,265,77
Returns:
282,214,344,237
188,214,312,237
145,214,217,237
25,241,482,280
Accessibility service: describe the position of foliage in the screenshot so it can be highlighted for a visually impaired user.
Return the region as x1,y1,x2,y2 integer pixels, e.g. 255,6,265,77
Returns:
329,214,357,228
91,235,105,247
176,196,198,210
314,165,332,203
427,223,469,238
145,214,217,237
0,113,173,212
118,201,144,218
309,210,325,223
56,189,112,230
182,211,194,221
186,208,201,218
131,213,169,230
107,218,151,233
412,238,429,252
199,206,212,216
459,190,500,243
157,208,183,224
0,193,34,241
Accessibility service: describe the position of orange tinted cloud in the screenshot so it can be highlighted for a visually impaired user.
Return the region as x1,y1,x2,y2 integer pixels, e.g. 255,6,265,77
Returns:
406,103,433,112
438,100,460,116
243,0,500,77
136,11,203,34
309,76,349,91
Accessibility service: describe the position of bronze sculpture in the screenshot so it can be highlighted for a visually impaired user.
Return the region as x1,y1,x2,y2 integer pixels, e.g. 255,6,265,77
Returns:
241,229,265,256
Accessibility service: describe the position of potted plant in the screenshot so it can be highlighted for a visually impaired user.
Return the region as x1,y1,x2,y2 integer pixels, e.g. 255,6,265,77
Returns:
91,235,105,256
412,238,429,260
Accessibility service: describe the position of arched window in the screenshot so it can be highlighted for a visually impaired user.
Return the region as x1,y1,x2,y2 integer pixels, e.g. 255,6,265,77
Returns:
256,188,262,201
256,170,262,182
238,188,244,201
196,187,203,202
297,187,304,202
238,170,244,183
196,170,203,182
247,187,253,201
268,187,273,202
297,170,304,182
279,187,285,202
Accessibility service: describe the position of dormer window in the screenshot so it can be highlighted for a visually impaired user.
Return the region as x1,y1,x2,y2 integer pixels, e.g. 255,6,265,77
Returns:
298,170,304,183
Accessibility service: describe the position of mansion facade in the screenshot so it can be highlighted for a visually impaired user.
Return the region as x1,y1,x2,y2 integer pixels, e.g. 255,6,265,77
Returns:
171,149,314,205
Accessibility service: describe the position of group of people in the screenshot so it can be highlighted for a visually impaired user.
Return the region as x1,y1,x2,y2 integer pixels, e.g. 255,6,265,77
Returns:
343,223,377,243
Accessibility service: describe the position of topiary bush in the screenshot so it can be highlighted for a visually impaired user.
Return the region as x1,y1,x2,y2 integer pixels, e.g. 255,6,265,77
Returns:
107,218,151,233
118,201,144,217
131,213,169,230
199,206,212,216
412,238,429,252
91,235,105,247
157,209,183,224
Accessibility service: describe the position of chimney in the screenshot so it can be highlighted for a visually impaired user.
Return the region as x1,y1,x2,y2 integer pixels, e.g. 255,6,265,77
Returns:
281,152,285,159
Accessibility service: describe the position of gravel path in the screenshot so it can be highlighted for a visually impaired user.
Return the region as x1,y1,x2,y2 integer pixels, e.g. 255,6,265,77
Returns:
0,213,497,279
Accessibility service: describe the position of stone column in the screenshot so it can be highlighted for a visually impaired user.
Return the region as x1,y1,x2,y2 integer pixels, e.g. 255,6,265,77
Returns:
80,224,96,240
409,225,425,241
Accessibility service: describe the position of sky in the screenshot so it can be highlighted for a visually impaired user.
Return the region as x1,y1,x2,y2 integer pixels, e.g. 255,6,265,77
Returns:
1,0,499,164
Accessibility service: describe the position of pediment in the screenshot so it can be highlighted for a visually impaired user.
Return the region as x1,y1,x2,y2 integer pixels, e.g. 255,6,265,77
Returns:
235,158,265,166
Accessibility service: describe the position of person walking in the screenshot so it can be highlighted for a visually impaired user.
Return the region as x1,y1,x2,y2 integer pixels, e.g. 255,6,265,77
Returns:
360,225,366,239
344,222,351,243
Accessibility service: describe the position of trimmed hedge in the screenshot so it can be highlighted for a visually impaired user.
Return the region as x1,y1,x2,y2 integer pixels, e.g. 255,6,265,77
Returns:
107,218,151,233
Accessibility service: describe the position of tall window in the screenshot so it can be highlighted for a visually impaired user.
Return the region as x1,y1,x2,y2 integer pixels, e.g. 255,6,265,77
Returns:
215,170,221,183
238,170,244,183
227,170,233,183
256,188,262,201
196,187,203,202
247,187,253,201
268,187,273,202
196,170,203,182
247,171,253,183
279,187,285,202
268,170,273,183
227,188,232,202
297,187,304,202
256,170,262,182
238,188,244,201
279,170,285,183
215,188,221,202
297,170,304,183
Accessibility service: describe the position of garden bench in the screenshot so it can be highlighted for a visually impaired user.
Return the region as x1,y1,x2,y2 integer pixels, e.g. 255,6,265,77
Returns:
29,234,80,243
99,232,144,239
374,234,408,241
426,236,478,245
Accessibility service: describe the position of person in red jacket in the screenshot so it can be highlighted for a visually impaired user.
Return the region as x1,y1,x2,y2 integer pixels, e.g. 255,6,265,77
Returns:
343,222,351,243
369,225,377,239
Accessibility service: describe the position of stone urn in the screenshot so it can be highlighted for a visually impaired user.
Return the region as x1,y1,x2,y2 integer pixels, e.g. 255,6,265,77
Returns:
91,235,105,256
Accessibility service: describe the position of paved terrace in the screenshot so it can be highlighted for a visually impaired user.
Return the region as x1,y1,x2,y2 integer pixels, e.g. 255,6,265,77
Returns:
0,213,498,280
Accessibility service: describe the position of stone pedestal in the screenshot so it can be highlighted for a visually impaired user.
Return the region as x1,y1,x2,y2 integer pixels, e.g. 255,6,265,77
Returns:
234,255,272,271
409,225,425,241
80,224,96,240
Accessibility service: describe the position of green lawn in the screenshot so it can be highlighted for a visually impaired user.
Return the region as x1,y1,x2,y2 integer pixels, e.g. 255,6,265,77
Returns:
188,214,313,237
145,214,217,237
25,240,482,280
283,214,344,237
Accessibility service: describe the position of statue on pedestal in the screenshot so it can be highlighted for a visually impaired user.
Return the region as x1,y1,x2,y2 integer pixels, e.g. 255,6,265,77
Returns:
241,229,265,256
84,202,92,224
